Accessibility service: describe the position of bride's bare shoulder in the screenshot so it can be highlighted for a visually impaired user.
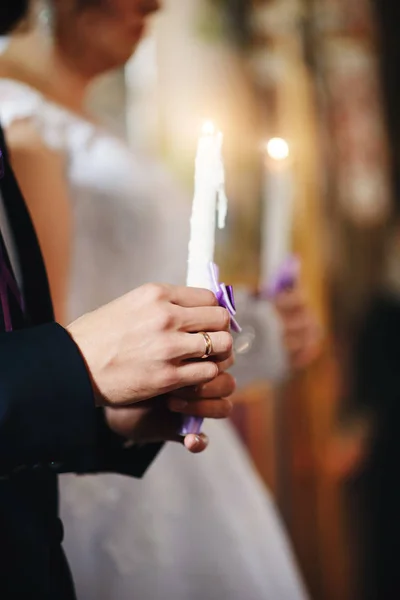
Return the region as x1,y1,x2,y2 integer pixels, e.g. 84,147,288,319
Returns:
4,121,65,196
6,116,45,151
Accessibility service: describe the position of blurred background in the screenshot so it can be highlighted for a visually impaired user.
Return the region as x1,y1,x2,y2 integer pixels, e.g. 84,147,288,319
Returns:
4,0,400,598
86,0,397,598
110,1,400,598
87,1,394,597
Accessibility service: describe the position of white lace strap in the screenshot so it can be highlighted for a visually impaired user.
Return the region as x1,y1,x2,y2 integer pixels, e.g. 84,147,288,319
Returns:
0,82,41,124
0,79,67,151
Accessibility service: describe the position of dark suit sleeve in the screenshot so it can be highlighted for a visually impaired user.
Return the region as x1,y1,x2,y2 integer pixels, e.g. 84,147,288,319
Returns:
351,295,400,423
0,322,162,477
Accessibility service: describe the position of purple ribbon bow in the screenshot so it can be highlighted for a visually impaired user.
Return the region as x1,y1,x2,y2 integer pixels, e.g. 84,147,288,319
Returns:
263,255,300,300
209,262,242,334
180,262,241,436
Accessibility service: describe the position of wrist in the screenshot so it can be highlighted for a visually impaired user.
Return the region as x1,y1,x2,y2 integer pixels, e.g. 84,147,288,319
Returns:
66,320,104,406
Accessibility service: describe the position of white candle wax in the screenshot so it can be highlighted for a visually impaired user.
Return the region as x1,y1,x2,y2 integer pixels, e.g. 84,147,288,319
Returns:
261,138,294,286
187,122,228,290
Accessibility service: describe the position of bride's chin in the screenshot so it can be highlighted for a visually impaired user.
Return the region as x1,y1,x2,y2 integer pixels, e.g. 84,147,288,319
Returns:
71,46,136,79
104,39,144,71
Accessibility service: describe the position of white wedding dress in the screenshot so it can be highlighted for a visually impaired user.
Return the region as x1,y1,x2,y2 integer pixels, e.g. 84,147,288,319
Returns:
0,77,308,600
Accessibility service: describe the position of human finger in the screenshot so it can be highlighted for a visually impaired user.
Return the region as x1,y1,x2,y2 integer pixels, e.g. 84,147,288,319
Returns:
275,288,307,315
167,285,218,308
178,331,233,360
177,305,230,333
174,360,219,389
184,433,209,453
168,396,233,418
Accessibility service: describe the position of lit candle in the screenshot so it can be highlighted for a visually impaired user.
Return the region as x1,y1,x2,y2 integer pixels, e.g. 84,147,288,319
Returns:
260,137,294,287
186,121,228,290
181,121,228,437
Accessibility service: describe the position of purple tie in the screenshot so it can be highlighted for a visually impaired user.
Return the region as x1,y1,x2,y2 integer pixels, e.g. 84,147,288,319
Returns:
0,149,25,332
0,243,24,332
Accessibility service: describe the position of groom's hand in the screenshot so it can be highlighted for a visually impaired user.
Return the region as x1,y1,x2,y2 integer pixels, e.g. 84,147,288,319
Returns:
67,283,233,407
104,370,236,454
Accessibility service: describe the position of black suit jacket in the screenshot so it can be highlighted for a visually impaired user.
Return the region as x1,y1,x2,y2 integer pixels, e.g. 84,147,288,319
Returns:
0,125,162,599
351,293,400,599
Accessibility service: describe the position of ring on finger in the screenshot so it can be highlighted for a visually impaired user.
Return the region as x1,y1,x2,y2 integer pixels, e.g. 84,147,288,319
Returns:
199,331,213,359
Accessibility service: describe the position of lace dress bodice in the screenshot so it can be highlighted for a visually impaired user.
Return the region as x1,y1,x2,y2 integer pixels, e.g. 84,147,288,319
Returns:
0,78,190,322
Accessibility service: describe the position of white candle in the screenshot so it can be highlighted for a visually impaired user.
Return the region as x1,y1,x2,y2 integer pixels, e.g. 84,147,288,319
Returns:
261,137,294,286
187,121,228,290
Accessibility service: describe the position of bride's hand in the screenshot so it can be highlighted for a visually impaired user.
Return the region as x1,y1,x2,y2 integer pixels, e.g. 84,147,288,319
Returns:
274,284,322,370
67,283,233,407
105,371,236,453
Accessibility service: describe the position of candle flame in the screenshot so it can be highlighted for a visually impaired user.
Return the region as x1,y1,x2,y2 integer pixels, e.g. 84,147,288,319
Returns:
202,120,216,136
266,138,290,161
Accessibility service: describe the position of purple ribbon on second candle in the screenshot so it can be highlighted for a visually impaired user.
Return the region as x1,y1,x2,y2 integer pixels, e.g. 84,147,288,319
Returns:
180,262,241,436
262,255,301,300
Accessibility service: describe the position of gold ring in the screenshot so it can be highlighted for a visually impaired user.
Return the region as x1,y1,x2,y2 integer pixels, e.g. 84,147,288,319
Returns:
199,332,213,359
